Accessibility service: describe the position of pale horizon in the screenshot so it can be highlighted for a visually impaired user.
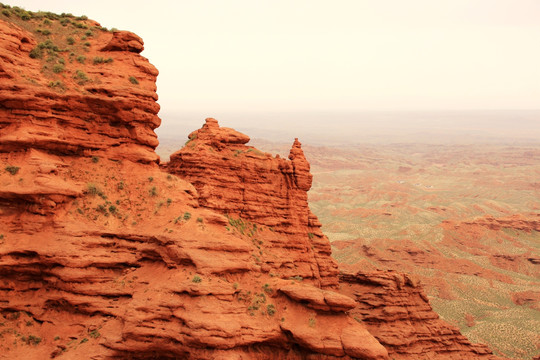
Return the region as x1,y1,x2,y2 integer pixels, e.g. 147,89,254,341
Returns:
4,0,540,117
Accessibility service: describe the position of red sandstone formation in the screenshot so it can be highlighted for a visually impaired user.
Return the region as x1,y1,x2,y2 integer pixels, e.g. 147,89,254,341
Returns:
166,118,316,233
340,270,500,360
0,7,501,360
0,15,160,164
166,118,338,289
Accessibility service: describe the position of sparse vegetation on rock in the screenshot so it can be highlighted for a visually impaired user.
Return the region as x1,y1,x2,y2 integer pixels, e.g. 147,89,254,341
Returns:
0,7,511,360
5,165,20,175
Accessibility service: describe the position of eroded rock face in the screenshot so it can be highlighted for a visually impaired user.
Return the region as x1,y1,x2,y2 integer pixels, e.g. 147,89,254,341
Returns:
0,151,388,359
0,18,160,163
340,271,501,360
165,118,339,288
167,118,314,232
0,9,501,360
1,12,381,359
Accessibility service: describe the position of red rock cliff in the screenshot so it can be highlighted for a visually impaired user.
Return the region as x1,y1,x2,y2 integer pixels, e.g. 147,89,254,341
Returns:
0,9,388,360
340,270,500,360
0,7,500,360
0,16,160,163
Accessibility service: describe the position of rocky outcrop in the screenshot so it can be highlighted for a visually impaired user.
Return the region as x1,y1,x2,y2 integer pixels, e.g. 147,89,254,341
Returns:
278,282,357,312
340,270,500,360
0,152,389,359
0,10,385,360
166,118,315,233
460,214,540,232
165,118,339,288
0,15,160,163
0,7,502,360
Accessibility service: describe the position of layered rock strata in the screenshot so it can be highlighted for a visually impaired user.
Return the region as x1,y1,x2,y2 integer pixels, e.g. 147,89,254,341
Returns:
340,270,501,360
0,16,160,163
0,9,386,359
166,118,339,289
0,7,500,360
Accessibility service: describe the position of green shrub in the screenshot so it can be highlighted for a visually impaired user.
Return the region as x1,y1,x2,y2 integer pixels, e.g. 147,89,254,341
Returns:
149,186,157,196
41,29,51,36
192,275,202,283
19,11,32,21
129,76,139,85
96,204,107,214
42,11,59,20
76,55,86,64
267,304,276,316
183,212,191,221
91,156,99,163
38,39,59,51
43,18,51,25
87,183,102,197
74,70,89,84
88,329,100,338
22,335,41,345
67,37,75,45
5,165,19,175
148,176,153,182
2,9,11,17
48,81,65,90
29,47,42,59
108,205,117,214
24,335,40,345
196,217,203,223
289,275,303,281
52,64,64,73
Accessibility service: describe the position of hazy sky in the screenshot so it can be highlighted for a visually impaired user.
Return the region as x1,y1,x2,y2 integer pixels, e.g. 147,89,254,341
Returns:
5,0,540,114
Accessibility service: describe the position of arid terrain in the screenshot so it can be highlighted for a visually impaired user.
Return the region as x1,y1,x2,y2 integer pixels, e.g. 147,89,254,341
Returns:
221,141,538,360
0,5,508,359
1,3,538,360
